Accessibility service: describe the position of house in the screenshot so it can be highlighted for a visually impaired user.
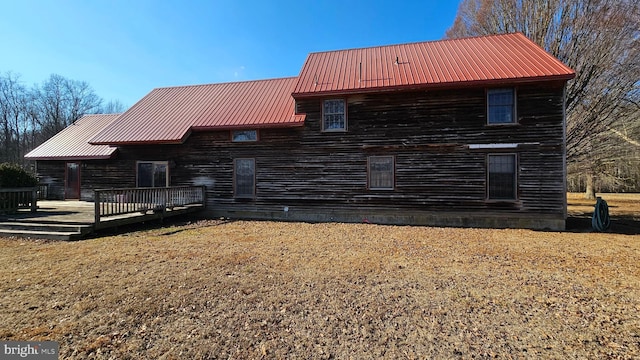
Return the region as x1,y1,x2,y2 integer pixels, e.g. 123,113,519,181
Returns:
26,33,575,230
24,114,120,200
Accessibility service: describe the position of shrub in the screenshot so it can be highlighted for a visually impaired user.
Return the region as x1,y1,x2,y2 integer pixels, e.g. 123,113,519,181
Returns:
0,163,38,188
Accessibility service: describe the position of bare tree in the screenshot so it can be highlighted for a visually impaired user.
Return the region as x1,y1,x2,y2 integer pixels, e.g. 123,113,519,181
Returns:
98,99,127,114
0,73,105,165
447,0,640,198
33,74,102,139
0,72,28,164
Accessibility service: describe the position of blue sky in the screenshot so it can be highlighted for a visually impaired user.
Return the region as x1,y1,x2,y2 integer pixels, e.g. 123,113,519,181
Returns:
0,0,460,108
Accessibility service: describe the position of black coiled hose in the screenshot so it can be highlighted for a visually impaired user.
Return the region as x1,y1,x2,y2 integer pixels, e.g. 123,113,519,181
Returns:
591,196,611,232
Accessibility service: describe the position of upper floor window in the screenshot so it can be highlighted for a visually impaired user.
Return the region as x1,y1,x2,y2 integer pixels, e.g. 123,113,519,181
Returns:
323,99,346,131
137,161,168,188
487,154,517,200
232,130,258,142
487,88,516,124
368,156,395,190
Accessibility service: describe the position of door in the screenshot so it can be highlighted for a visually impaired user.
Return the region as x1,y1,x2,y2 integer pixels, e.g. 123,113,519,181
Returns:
65,162,81,199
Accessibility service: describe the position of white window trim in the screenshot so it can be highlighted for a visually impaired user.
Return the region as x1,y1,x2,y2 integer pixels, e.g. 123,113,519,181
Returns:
469,143,518,150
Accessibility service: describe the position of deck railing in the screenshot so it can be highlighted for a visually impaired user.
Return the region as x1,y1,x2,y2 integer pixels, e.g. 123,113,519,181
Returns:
37,184,49,200
0,187,38,214
94,186,205,227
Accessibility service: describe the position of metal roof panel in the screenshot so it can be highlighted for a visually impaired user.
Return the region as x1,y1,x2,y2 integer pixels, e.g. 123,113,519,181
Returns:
293,33,575,97
24,114,119,160
90,77,301,145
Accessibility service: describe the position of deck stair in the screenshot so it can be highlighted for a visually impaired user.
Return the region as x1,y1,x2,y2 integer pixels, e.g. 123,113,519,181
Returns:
0,221,93,241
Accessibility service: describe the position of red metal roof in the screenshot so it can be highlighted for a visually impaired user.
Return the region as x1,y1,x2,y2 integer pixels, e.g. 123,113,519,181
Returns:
24,114,119,160
90,77,303,145
293,33,575,97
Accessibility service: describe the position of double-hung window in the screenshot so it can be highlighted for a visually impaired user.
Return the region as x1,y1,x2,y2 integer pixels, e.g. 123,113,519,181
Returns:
487,154,517,200
368,156,395,190
487,88,516,124
137,161,168,188
234,158,255,199
323,99,346,131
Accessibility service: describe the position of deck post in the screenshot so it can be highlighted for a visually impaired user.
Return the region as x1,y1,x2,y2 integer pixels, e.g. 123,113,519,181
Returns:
94,190,101,228
30,188,37,213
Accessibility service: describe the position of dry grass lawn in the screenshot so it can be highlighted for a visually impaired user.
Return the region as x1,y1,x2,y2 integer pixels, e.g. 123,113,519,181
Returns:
1,194,639,359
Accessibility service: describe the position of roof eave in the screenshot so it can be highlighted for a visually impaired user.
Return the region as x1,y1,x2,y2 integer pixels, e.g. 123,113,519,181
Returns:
89,139,185,146
89,129,192,146
24,154,117,161
292,74,575,99
191,120,306,132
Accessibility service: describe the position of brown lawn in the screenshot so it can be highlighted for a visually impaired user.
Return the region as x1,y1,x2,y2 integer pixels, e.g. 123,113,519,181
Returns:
0,194,639,359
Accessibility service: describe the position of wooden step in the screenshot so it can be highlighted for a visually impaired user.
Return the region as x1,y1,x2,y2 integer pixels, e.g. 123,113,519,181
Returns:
0,222,93,240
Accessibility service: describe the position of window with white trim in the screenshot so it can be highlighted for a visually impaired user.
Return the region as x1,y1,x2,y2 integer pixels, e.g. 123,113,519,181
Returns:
368,156,395,190
487,154,517,200
487,88,515,124
137,161,168,188
322,99,346,131
232,130,258,142
234,158,255,198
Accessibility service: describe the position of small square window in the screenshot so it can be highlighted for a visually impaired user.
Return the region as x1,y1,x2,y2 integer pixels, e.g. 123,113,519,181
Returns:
368,156,395,190
232,130,258,142
234,158,255,199
323,99,346,131
487,89,515,124
487,154,517,200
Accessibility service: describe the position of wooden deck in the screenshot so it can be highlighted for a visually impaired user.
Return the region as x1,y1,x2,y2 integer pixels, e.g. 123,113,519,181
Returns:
0,200,204,240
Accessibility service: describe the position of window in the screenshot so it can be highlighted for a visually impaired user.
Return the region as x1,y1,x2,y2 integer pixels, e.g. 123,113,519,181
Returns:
488,154,517,200
137,161,168,188
487,88,515,124
232,130,258,142
323,99,346,131
234,158,255,198
368,156,395,190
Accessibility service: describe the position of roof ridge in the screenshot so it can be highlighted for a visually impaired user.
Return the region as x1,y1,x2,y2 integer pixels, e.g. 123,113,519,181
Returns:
306,32,524,55
152,76,298,91
83,113,122,117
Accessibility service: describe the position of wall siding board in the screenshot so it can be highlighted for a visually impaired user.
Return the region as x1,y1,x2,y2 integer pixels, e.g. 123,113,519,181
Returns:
32,81,566,229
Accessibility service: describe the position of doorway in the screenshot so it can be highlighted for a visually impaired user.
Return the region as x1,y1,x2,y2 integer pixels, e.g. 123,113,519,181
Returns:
65,162,81,199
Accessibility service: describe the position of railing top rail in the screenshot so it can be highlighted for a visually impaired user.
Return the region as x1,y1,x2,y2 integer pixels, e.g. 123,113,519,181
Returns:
93,185,205,226
94,185,202,192
0,187,39,193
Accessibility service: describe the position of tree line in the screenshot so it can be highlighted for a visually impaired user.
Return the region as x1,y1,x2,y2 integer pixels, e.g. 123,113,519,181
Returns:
0,72,125,166
447,0,640,197
4,1,639,196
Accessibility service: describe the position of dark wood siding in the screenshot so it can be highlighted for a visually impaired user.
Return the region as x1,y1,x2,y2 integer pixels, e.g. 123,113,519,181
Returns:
81,159,135,199
32,81,566,228
169,81,565,225
35,161,66,200
35,158,134,200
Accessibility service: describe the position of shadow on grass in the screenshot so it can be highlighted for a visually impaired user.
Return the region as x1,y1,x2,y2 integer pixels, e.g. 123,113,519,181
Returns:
566,214,640,235
89,214,235,239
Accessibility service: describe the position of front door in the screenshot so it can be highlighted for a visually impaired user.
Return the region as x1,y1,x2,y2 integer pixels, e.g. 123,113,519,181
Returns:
65,162,81,199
